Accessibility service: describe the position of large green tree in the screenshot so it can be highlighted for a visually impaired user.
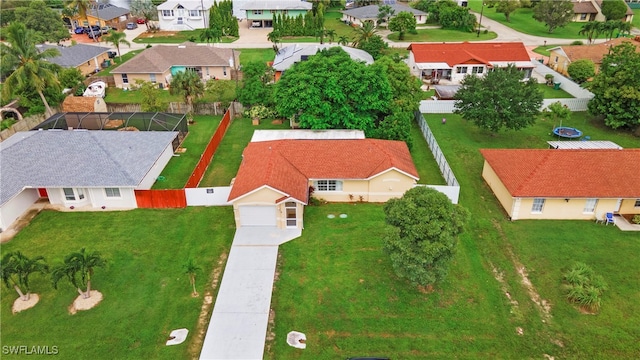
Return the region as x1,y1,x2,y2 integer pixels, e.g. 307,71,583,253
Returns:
600,0,628,20
0,22,61,117
388,11,417,41
351,21,378,47
437,1,476,31
14,0,70,43
51,248,105,299
454,64,543,133
532,0,574,33
274,47,391,135
1,252,49,302
588,42,640,130
357,34,388,60
170,70,205,119
383,187,468,288
237,61,274,107
205,79,237,109
136,80,167,112
567,59,595,84
496,0,521,22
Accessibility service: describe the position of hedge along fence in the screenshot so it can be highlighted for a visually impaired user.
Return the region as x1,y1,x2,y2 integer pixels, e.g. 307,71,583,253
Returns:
106,102,228,115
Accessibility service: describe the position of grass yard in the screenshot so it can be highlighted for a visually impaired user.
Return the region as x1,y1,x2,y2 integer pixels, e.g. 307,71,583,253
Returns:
133,30,237,44
0,207,235,360
265,112,640,358
537,84,574,99
409,121,446,185
105,88,220,104
154,115,222,189
387,28,498,42
633,9,640,31
238,48,276,66
95,49,144,76
467,1,605,40
532,45,558,57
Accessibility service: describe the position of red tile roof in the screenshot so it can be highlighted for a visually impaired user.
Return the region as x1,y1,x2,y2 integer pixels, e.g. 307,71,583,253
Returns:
408,42,531,67
480,149,640,198
228,139,419,203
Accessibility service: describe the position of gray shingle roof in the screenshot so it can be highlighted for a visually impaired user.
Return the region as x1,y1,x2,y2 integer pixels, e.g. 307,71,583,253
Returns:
89,3,130,20
38,44,111,68
342,3,426,19
0,130,177,205
111,43,238,74
272,44,373,71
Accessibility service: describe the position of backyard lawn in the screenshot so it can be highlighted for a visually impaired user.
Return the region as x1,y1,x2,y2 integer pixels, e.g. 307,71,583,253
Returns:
387,28,497,42
266,112,640,359
133,29,237,44
153,115,222,189
238,48,276,66
537,83,574,99
105,87,219,104
0,207,235,360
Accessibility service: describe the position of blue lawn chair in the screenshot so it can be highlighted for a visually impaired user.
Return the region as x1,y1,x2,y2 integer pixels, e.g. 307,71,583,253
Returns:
605,212,615,226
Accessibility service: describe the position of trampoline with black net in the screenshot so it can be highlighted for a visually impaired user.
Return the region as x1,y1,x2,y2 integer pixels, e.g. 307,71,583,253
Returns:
32,112,188,150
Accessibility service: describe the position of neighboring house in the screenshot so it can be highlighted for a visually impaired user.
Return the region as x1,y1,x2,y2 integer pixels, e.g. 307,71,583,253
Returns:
407,42,534,83
571,0,634,22
61,96,108,113
157,0,214,31
0,130,177,232
38,44,111,76
341,3,427,27
227,131,419,229
69,3,130,30
241,0,312,28
480,148,640,221
272,44,374,81
548,37,640,76
110,42,239,89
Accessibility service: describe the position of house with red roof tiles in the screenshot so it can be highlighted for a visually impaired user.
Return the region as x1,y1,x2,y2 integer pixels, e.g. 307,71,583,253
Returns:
407,42,534,84
227,138,419,229
480,149,640,220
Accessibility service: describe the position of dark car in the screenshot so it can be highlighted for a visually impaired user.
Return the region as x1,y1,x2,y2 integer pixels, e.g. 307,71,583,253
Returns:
83,25,101,34
73,27,85,34
87,31,101,39
126,22,137,30
107,51,117,59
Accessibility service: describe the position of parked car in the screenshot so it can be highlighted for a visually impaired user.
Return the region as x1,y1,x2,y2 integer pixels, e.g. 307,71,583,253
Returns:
100,26,112,35
83,25,101,34
87,31,101,39
136,18,146,24
107,51,117,59
73,27,85,34
126,22,137,30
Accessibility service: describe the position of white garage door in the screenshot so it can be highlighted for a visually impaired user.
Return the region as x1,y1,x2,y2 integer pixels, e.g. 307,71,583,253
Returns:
239,206,277,227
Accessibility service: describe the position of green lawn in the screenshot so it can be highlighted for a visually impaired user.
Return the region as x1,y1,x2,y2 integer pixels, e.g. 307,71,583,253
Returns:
133,30,237,44
532,45,558,57
409,120,446,185
387,28,498,42
95,49,144,76
538,83,574,99
633,9,640,31
105,88,218,104
238,48,276,66
0,207,235,360
154,115,222,189
467,1,605,40
266,112,640,358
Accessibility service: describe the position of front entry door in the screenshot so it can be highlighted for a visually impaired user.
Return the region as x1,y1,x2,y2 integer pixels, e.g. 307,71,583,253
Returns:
285,202,297,228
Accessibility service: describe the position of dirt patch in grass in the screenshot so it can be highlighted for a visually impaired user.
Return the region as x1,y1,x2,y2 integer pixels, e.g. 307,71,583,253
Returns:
12,294,40,314
137,31,178,38
69,291,103,315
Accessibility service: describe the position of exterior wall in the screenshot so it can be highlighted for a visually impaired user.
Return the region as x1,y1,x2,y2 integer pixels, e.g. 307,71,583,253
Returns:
515,198,619,220
48,187,91,208
48,187,136,209
481,161,515,218
0,189,39,232
138,142,176,189
231,187,285,228
76,53,110,76
548,50,571,76
85,14,130,27
408,51,419,77
414,15,427,24
619,198,640,215
114,67,229,89
571,13,595,22
246,9,308,20
158,8,210,30
450,64,487,83
311,171,416,203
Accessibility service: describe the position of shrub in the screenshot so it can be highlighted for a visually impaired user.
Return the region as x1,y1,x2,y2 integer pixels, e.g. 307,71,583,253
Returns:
632,215,640,224
563,262,607,312
571,40,584,45
244,105,276,120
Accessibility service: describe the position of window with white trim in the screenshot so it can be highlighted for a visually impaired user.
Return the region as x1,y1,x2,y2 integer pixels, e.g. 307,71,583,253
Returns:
122,74,129,84
457,66,468,74
580,13,587,20
583,198,597,213
635,199,640,207
105,188,121,198
189,10,200,17
314,180,343,191
162,10,174,17
253,10,263,15
472,66,484,74
63,188,75,201
531,198,545,213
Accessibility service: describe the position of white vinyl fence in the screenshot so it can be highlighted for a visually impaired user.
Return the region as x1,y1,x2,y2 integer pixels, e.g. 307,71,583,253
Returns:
185,187,231,206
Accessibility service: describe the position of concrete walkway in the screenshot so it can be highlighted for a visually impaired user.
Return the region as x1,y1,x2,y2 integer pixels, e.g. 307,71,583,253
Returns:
199,227,301,360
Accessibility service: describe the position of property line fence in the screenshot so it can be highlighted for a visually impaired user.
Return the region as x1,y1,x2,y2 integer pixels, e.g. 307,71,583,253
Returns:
106,102,229,115
0,114,47,142
135,189,187,208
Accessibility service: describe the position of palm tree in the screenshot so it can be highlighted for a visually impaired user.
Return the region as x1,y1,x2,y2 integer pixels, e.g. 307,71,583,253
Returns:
66,0,100,42
617,21,632,37
601,20,618,41
52,248,106,299
200,27,222,47
170,70,205,121
102,30,130,63
338,35,351,46
0,23,61,117
183,258,202,297
351,21,378,47
0,252,49,301
325,29,337,44
578,21,601,44
267,30,282,52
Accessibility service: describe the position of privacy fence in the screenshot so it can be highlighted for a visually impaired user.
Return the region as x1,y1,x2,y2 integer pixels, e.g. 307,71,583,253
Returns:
106,102,229,115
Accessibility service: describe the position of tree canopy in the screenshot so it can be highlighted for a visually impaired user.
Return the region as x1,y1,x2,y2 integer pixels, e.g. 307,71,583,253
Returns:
357,35,388,60
588,42,640,130
383,186,468,288
274,47,391,135
389,11,417,41
496,0,521,22
237,61,274,107
169,70,205,118
454,65,543,133
600,0,628,20
14,0,70,43
567,59,595,84
532,0,574,33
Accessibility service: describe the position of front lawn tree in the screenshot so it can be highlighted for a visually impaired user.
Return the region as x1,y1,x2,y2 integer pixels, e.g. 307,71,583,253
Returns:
0,252,48,301
588,42,640,130
237,61,274,107
383,187,468,288
454,64,543,133
388,11,417,41
183,258,202,297
51,248,106,299
567,59,595,84
600,0,628,20
170,70,205,120
532,0,574,33
496,0,521,22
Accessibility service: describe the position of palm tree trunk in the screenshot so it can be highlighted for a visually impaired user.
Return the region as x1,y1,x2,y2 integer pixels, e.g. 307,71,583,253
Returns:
14,285,28,301
190,274,197,296
84,279,92,298
38,90,54,117
116,45,122,64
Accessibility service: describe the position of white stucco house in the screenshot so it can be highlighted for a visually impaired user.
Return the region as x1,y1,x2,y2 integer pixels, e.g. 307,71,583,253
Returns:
157,0,215,30
0,130,177,232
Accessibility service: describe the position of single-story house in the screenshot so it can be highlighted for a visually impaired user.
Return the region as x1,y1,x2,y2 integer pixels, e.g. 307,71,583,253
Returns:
157,0,215,31
407,42,534,83
0,130,178,232
548,37,640,77
69,3,130,31
110,42,239,89
480,148,640,220
341,3,427,27
38,44,111,76
571,0,634,22
227,132,419,229
241,0,312,28
272,44,373,81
